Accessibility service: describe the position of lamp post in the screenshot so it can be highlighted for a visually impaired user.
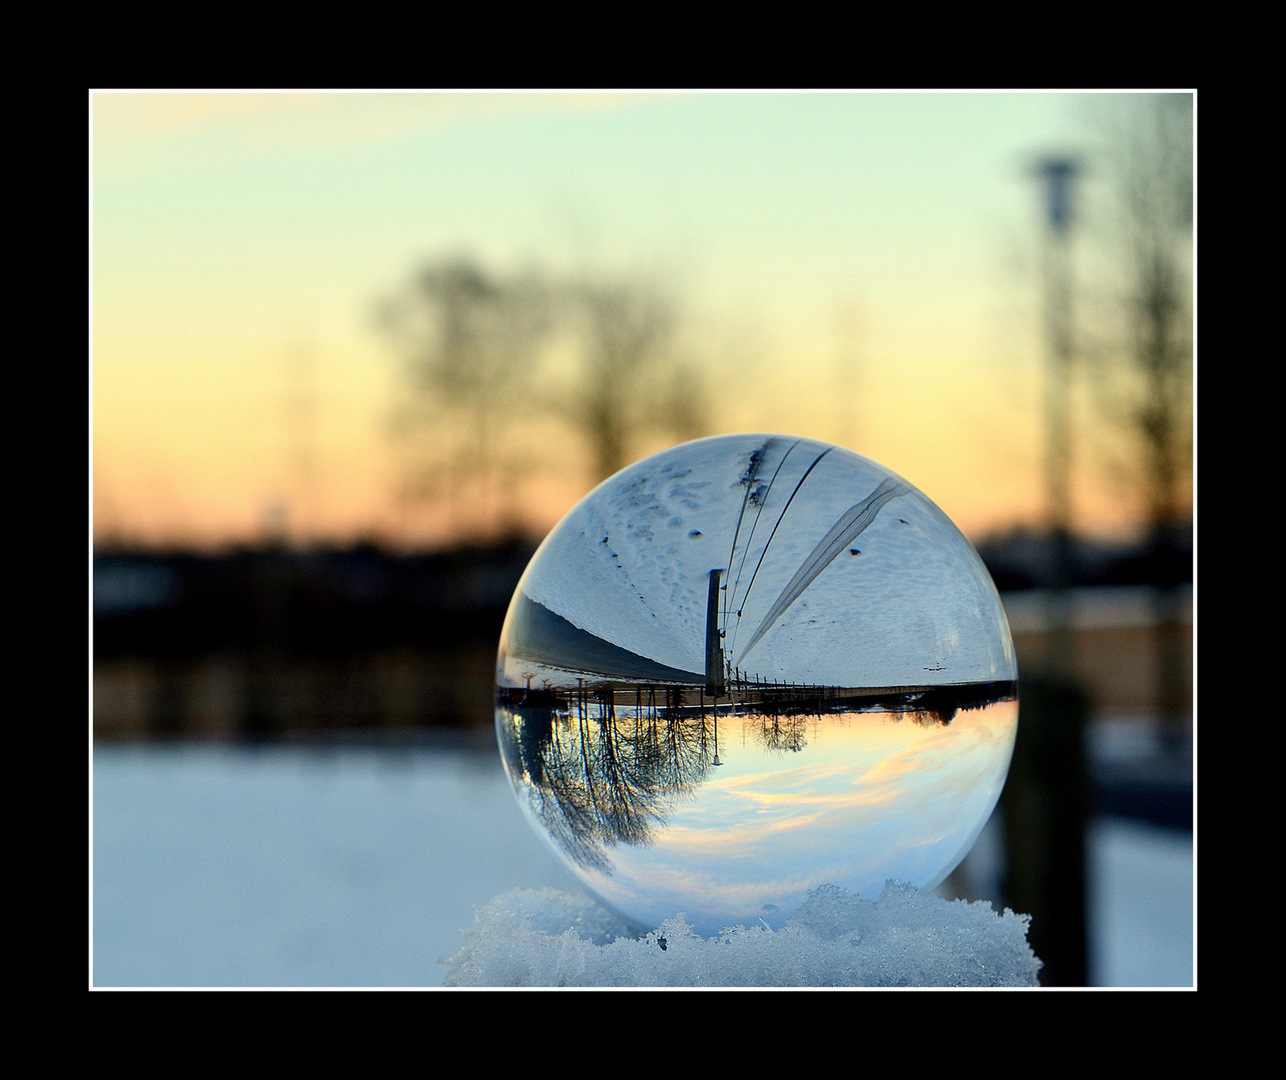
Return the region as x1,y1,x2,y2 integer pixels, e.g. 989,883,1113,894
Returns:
1001,154,1092,986
1034,156,1081,667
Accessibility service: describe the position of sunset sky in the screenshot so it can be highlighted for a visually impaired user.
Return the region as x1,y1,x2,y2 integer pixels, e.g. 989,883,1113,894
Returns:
91,90,1189,550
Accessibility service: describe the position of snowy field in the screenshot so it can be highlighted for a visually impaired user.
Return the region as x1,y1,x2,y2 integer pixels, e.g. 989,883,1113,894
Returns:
91,741,1193,988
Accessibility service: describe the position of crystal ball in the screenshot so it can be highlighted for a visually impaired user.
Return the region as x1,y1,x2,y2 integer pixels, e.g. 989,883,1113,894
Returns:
496,434,1017,937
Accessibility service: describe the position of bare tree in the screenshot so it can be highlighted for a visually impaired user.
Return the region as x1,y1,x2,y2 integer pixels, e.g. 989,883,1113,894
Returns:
1090,95,1193,531
378,258,709,539
562,274,708,483
378,257,551,537
1084,93,1193,743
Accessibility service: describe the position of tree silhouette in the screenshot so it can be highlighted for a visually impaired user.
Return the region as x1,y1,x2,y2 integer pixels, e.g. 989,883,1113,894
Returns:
378,257,551,538
1086,94,1193,544
561,274,708,483
1084,93,1193,746
379,258,709,537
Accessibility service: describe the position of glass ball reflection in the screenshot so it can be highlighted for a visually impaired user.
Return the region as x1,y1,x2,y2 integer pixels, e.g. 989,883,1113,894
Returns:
496,434,1018,937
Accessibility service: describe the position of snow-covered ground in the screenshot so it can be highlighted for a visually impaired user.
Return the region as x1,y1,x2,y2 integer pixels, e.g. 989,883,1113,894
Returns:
90,741,1193,988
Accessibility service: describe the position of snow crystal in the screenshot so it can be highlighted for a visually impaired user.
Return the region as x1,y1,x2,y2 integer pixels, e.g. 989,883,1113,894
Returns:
442,881,1041,988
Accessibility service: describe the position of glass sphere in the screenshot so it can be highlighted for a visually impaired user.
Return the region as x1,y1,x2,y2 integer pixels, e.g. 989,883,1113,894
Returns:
496,434,1017,937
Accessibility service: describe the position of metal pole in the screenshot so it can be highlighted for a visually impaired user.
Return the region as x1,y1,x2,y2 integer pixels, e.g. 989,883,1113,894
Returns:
1037,157,1079,666
1001,156,1091,986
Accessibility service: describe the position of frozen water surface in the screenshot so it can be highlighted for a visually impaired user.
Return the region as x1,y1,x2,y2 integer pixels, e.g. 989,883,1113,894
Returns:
91,742,1192,987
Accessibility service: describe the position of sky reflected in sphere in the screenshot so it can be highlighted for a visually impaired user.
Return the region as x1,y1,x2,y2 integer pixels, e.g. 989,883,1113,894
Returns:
495,434,1018,936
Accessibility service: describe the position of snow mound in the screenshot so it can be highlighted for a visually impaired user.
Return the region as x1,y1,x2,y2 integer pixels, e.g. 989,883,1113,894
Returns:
442,882,1041,987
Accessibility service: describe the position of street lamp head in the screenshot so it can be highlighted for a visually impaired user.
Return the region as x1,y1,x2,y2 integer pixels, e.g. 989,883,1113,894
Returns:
1033,156,1083,233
